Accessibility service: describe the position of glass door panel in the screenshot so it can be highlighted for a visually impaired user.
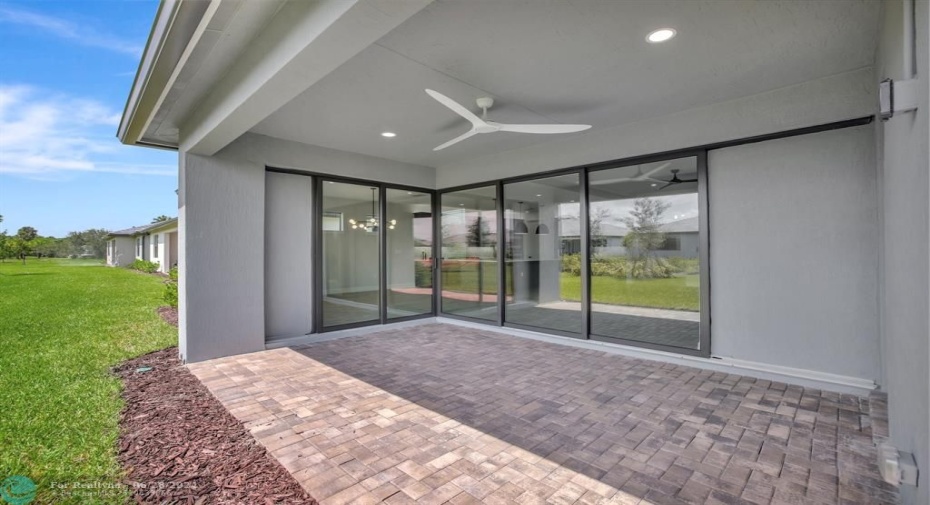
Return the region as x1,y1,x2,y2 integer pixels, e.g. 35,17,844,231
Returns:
587,157,701,349
386,188,433,319
503,174,582,335
440,186,499,321
321,181,381,328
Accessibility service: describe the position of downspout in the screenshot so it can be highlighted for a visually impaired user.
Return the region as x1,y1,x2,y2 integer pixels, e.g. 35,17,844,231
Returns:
903,0,916,79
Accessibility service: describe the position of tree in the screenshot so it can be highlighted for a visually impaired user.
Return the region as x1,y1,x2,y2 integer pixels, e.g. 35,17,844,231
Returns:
589,207,612,251
465,216,492,248
13,227,38,264
622,198,671,278
17,226,37,242
151,215,171,223
66,229,110,258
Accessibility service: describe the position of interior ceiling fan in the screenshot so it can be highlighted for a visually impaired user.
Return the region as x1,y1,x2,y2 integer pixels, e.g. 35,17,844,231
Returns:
425,89,591,151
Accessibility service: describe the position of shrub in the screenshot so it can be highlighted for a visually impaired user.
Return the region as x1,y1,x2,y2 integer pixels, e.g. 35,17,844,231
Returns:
129,259,159,274
163,267,178,308
560,254,581,276
414,260,432,288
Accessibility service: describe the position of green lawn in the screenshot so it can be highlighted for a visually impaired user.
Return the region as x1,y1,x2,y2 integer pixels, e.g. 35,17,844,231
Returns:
0,259,177,504
560,273,700,311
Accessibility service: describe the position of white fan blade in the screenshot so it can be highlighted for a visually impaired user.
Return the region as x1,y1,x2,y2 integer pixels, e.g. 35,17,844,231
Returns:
425,89,486,128
496,123,591,134
434,129,479,151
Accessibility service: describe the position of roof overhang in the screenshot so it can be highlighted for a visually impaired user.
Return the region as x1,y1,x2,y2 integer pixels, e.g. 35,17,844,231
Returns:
118,0,433,154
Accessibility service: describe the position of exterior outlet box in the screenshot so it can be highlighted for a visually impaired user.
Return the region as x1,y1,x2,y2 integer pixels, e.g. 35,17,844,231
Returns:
878,442,919,486
879,78,921,121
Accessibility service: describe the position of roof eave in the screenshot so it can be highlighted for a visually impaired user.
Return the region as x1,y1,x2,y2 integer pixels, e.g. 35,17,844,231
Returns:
117,0,210,148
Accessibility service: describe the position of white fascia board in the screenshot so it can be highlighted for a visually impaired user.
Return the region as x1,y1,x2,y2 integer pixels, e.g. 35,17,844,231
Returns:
119,0,212,146
180,0,433,156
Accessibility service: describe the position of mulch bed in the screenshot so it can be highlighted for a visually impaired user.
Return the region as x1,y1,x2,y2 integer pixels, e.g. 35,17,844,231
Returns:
157,306,178,327
114,347,318,504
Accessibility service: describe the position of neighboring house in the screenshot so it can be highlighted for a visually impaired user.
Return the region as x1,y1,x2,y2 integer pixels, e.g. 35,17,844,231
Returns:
117,1,928,500
146,218,179,274
105,225,150,267
106,218,178,274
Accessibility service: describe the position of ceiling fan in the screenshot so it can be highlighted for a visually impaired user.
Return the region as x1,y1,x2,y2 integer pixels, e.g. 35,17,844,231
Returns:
657,169,698,190
425,89,592,151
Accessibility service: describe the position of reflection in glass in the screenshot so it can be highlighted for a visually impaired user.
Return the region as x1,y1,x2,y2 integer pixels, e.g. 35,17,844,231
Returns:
386,189,433,319
440,186,499,321
504,174,581,334
588,157,701,349
322,182,380,327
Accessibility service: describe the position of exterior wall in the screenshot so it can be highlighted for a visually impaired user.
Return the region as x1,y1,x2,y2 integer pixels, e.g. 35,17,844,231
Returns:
265,171,313,339
179,148,266,362
875,1,930,502
107,237,135,267
134,235,148,261
148,226,178,274
708,125,880,381
180,134,433,361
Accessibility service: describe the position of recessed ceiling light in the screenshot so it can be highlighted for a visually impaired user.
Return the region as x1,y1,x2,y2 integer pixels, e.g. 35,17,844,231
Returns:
646,28,676,43
536,194,542,197
381,132,397,138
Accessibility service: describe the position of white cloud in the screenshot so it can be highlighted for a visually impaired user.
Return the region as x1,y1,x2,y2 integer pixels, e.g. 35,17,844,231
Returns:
0,85,175,179
0,6,143,56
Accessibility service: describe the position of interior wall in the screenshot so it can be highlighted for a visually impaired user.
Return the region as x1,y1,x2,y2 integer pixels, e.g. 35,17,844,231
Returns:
708,125,880,381
875,1,929,502
437,68,875,188
265,172,313,338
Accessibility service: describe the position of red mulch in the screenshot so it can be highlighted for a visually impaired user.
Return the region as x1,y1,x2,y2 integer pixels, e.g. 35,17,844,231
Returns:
114,348,318,504
157,306,178,327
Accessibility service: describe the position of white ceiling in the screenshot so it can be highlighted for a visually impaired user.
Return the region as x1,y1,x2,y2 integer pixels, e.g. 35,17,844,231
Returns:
251,0,879,169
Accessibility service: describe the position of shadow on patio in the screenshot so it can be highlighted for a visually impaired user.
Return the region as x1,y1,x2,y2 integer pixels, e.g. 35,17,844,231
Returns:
189,323,895,505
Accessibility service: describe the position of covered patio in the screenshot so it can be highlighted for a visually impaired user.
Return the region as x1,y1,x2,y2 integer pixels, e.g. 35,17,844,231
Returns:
189,323,895,505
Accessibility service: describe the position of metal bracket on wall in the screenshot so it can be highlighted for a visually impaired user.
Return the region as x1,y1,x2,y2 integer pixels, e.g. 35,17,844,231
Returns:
879,78,921,121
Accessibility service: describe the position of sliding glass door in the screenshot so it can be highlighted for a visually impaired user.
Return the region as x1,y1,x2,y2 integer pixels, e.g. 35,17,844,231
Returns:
321,181,382,328
503,174,582,335
439,186,499,322
385,188,433,319
588,157,702,350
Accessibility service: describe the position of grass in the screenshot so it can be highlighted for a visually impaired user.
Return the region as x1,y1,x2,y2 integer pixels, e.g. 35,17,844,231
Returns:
0,258,177,504
440,263,699,311
560,272,700,311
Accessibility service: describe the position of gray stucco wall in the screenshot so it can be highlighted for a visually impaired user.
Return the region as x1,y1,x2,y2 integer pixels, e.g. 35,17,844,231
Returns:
179,134,434,361
708,125,880,381
265,172,313,338
179,149,266,362
875,1,929,502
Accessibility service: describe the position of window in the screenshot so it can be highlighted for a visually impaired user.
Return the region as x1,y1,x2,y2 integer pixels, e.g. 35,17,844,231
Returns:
503,174,583,335
588,156,702,350
136,237,142,257
322,211,343,231
440,186,499,322
152,234,159,258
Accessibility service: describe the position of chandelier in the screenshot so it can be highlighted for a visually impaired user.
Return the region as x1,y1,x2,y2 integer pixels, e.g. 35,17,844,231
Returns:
349,187,396,232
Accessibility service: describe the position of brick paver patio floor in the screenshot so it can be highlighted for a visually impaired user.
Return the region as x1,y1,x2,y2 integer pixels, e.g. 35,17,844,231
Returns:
188,323,897,505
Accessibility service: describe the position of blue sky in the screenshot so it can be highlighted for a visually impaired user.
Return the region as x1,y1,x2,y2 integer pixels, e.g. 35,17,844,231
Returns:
0,0,177,237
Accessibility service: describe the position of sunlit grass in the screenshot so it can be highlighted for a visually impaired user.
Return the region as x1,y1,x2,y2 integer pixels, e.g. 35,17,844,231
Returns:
0,259,177,504
560,273,700,311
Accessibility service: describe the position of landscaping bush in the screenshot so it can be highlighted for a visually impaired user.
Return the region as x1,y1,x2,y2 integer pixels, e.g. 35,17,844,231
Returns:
414,260,432,288
561,254,581,276
562,253,692,279
164,267,178,308
129,259,159,273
